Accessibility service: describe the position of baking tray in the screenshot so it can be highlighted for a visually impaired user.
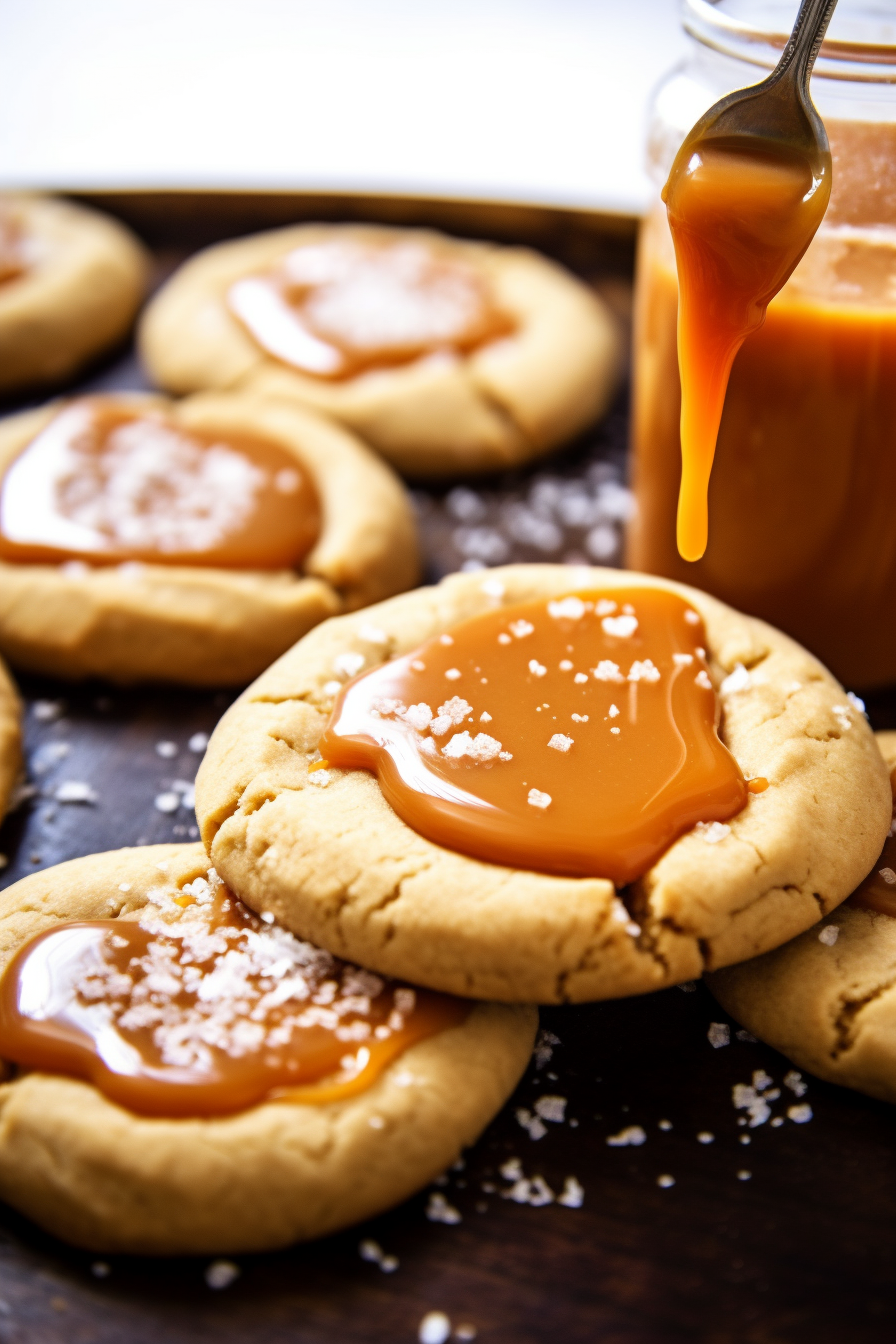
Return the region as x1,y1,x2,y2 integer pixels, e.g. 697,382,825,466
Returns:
0,191,893,1344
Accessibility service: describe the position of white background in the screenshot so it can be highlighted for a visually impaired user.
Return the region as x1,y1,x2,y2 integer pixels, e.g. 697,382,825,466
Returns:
0,0,688,216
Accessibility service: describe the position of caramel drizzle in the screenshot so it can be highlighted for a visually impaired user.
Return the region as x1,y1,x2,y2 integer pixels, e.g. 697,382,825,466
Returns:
0,872,467,1117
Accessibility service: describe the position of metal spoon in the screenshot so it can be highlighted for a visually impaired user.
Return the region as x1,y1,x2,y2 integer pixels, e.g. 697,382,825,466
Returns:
665,0,839,198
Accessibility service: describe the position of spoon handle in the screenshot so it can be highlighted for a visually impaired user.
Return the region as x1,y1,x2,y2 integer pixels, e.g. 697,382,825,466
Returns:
773,0,839,91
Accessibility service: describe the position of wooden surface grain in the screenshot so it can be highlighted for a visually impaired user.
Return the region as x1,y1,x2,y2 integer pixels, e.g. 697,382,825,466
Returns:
0,201,892,1343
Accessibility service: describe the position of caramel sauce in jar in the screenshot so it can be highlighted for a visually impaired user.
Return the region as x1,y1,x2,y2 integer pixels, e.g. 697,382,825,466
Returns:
662,140,828,562
227,237,515,380
852,768,896,918
631,120,896,688
321,588,747,884
0,871,467,1117
0,398,321,570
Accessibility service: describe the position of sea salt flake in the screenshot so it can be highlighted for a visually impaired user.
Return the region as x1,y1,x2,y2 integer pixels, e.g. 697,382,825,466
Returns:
188,732,208,753
557,1176,584,1208
419,1312,452,1344
610,726,621,736
442,731,503,762
548,734,573,753
628,659,660,683
516,1108,547,1140
818,924,839,945
737,1170,752,1182
444,668,462,681
602,614,638,639
322,680,342,696
439,634,454,646
736,1028,757,1041
33,699,65,723
879,867,896,885
657,1174,676,1189
606,1125,646,1147
498,633,512,645
426,1192,461,1224
509,620,534,639
595,599,617,616
528,659,547,678
673,653,694,667
788,1103,813,1124
592,660,623,683
332,651,365,678
695,821,730,845
155,741,177,759
559,660,574,671
685,610,700,625
55,781,98,805
721,663,751,694
307,770,330,787
527,788,551,810
694,670,713,690
708,1022,730,1048
358,623,388,644
481,577,505,599
547,596,586,621
402,703,433,731
154,791,181,814
784,1070,807,1097
574,672,589,685
697,1132,715,1144
752,1069,773,1091
534,1095,567,1123
205,1260,240,1290
571,713,589,723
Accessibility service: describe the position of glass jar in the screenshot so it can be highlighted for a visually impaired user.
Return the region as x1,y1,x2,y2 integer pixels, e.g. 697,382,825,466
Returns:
628,0,896,689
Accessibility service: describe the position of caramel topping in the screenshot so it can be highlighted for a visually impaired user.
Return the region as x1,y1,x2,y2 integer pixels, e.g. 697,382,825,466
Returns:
852,770,896,918
663,142,829,562
0,207,27,287
0,870,467,1117
321,588,746,883
227,237,514,380
0,398,320,570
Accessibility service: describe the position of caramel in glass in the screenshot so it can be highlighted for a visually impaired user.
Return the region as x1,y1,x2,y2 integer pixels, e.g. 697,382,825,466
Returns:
663,141,828,561
321,588,747,883
0,871,467,1117
227,237,514,380
0,398,321,570
852,768,896,918
630,119,896,687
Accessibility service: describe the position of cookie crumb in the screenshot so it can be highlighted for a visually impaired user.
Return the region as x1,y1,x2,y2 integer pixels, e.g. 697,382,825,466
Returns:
818,924,839,945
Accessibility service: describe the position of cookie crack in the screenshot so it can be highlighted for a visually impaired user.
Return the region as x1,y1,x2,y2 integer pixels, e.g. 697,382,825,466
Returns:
831,972,896,1059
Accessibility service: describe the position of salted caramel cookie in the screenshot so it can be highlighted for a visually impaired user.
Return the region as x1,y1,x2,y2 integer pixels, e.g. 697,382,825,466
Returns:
0,193,148,395
708,731,896,1104
139,223,621,477
194,564,890,1003
0,391,419,685
0,843,534,1254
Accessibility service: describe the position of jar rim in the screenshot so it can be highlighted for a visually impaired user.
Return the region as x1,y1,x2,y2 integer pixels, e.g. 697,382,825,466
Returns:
683,0,896,82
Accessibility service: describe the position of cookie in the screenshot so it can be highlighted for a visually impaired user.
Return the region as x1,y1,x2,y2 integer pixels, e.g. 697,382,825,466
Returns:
708,730,896,1105
0,843,535,1253
0,655,21,823
0,193,148,395
139,223,621,478
194,564,889,1003
0,391,419,685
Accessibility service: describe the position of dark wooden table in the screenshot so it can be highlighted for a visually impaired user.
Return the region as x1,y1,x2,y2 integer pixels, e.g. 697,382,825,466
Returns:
0,197,892,1344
